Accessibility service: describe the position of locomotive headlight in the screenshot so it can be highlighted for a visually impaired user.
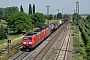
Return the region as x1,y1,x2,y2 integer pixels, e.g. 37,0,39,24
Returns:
29,42,32,44
23,42,26,44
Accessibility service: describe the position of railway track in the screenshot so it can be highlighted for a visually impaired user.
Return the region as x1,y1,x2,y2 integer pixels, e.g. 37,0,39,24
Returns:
0,43,22,56
55,25,71,60
31,20,70,60
12,51,30,60
8,20,70,60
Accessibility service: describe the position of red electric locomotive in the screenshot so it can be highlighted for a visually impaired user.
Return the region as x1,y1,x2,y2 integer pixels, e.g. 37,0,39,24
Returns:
22,26,51,50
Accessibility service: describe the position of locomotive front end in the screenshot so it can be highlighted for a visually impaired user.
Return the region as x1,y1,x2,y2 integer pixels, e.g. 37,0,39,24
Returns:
23,36,33,49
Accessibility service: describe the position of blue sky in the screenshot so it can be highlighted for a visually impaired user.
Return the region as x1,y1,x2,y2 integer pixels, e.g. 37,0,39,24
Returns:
0,0,90,14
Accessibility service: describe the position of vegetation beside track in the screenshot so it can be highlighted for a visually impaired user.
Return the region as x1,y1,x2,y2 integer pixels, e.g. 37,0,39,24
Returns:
0,48,19,60
0,33,23,45
71,13,90,60
70,20,86,60
0,38,22,60
0,38,22,52
46,47,57,60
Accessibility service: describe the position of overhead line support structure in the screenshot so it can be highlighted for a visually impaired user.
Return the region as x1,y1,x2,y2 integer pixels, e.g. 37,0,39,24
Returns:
56,9,59,20
46,6,50,25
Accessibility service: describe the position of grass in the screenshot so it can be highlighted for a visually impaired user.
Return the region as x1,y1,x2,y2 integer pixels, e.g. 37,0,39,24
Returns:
45,19,58,24
0,40,6,45
0,33,23,45
73,56,79,60
10,38,22,48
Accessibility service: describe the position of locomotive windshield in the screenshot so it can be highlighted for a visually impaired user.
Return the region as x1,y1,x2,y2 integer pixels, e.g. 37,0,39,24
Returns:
24,37,32,40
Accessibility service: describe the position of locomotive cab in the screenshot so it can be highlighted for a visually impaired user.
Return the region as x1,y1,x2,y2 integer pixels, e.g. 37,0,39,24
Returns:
23,36,33,49
23,32,36,49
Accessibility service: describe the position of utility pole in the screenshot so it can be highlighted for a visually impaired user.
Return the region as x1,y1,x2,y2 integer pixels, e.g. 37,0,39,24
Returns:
76,1,79,20
76,1,80,55
56,9,59,20
46,6,50,25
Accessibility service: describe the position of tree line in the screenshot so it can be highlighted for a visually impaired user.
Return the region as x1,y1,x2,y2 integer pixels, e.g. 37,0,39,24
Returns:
0,4,36,20
0,6,18,20
20,4,35,14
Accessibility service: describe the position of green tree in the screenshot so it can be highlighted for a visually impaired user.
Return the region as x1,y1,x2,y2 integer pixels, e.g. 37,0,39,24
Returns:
5,6,18,14
0,8,4,19
73,13,78,21
63,14,69,19
20,5,24,12
54,15,57,20
44,15,47,19
73,13,82,22
7,12,33,33
31,12,45,28
29,4,32,14
57,13,62,19
33,4,35,14
86,15,90,20
0,6,19,20
0,25,5,40
1,14,9,21
48,14,53,20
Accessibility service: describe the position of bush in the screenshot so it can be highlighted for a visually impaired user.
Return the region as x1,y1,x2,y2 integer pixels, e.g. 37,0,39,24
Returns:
0,25,5,40
7,12,33,33
71,33,75,36
79,48,83,55
79,43,84,47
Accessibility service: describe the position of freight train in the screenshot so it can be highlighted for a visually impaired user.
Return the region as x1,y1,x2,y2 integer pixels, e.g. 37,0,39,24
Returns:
22,19,69,51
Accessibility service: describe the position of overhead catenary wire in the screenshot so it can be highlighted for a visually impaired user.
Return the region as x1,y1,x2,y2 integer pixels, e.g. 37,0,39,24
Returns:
61,2,76,10
49,2,76,13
